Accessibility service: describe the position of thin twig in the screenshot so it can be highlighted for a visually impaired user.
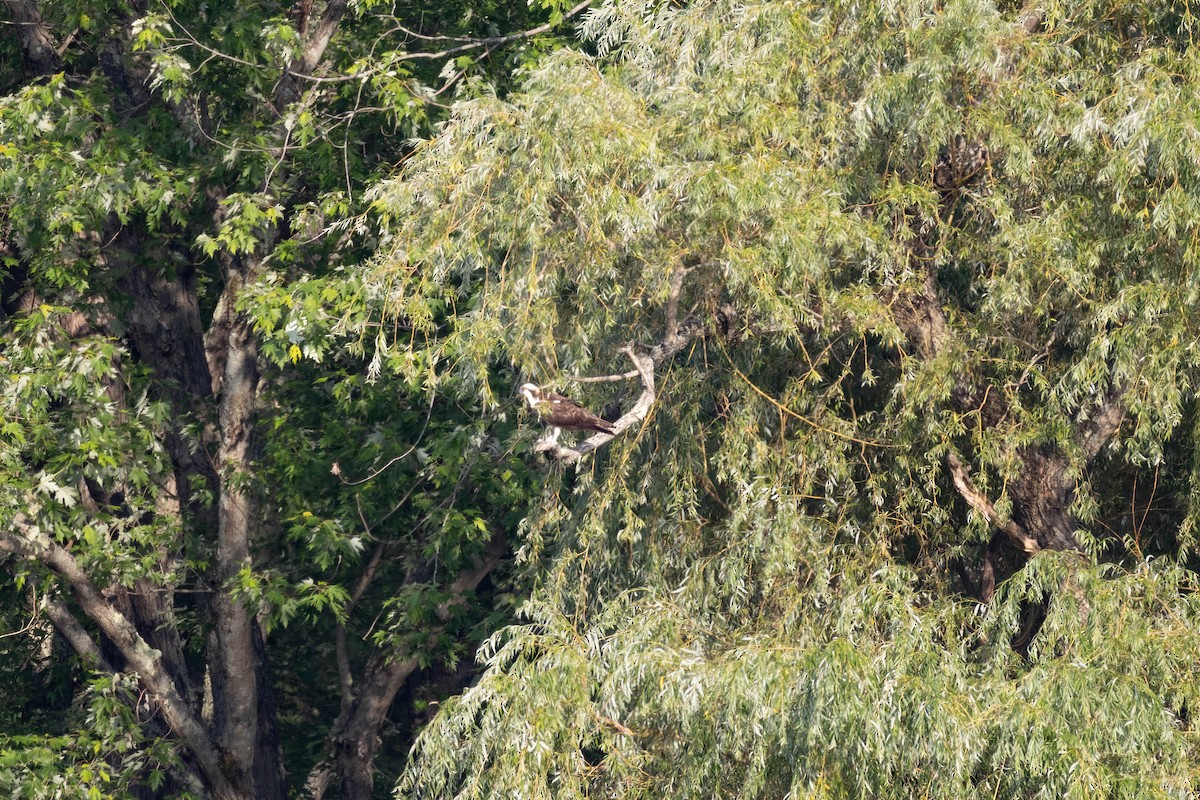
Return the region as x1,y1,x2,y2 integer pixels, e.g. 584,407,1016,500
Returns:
159,2,267,70
335,394,435,485
397,0,593,61
0,616,37,639
725,358,894,448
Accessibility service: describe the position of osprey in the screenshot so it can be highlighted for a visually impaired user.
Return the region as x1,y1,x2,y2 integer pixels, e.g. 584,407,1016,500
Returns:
519,383,616,443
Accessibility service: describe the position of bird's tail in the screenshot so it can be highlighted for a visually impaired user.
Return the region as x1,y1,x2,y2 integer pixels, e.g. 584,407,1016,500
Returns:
593,420,617,435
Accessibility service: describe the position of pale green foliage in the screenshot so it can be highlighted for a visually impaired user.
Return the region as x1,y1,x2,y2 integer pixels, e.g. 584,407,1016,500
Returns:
368,0,1200,796
404,557,1200,799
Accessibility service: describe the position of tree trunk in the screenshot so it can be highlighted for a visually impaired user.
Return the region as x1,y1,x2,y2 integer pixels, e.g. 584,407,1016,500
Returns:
2,0,61,77
1009,450,1081,552
319,540,505,799
208,297,281,797
114,239,286,797
888,162,1122,555
334,656,415,800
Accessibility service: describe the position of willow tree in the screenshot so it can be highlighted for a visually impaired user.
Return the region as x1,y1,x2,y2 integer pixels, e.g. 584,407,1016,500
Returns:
368,0,1200,797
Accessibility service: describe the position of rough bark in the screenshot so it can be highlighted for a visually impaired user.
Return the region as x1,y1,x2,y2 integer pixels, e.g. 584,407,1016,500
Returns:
117,256,219,532
2,0,61,77
119,257,216,403
91,6,288,781
274,0,350,113
333,651,418,800
198,0,357,789
44,597,211,798
15,256,207,716
251,619,289,800
107,231,284,797
109,579,199,706
209,285,266,794
196,8,361,775
892,258,1095,552
43,598,114,673
98,243,214,715
1006,450,1080,553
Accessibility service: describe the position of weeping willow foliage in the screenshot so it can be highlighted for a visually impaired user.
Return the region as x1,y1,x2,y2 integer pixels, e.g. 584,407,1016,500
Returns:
367,0,1200,796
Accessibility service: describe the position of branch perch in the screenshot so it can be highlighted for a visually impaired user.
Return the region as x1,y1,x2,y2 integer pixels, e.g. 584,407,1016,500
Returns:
537,266,698,463
536,347,655,463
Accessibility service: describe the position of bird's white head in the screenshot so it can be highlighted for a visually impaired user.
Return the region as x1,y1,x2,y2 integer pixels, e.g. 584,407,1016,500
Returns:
519,383,542,408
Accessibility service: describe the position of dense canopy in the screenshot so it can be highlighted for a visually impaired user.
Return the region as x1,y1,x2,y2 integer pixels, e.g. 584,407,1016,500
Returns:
0,0,575,798
369,1,1200,797
2,0,1200,798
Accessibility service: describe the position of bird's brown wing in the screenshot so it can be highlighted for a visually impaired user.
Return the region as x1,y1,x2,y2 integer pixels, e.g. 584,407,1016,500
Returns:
542,392,616,434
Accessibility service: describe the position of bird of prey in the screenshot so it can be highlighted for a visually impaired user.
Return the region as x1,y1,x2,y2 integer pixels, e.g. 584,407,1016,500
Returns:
519,383,616,444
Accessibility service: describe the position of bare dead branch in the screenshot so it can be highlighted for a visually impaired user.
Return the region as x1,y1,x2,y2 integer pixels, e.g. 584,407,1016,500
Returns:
538,266,699,463
945,452,1040,554
567,368,641,384
596,712,639,737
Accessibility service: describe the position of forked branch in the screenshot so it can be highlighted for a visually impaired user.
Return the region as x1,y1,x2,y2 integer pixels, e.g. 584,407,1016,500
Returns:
0,517,235,798
536,347,655,463
538,266,698,463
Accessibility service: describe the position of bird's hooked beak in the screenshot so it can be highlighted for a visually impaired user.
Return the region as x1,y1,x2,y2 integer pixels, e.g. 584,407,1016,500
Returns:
518,383,540,408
